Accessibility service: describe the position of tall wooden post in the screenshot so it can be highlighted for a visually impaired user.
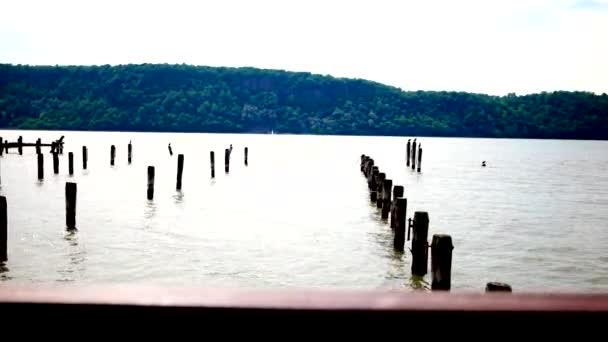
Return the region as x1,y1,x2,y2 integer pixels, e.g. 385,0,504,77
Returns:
176,154,184,190
53,152,59,174
35,138,41,154
406,139,411,167
147,166,155,200
224,148,230,173
210,151,215,178
244,147,248,166
110,145,116,166
411,139,417,171
68,152,74,176
376,173,385,209
431,234,453,291
82,146,87,170
411,211,429,277
417,146,422,173
17,136,23,155
0,196,6,262
65,182,77,230
390,185,404,229
393,198,407,252
128,142,132,164
37,153,44,180
381,179,392,219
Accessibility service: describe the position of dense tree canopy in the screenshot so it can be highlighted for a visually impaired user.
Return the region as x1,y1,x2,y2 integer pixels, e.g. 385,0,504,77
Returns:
1,64,607,139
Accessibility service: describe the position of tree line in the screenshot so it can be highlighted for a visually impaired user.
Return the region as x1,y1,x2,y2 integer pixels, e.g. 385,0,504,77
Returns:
1,63,607,139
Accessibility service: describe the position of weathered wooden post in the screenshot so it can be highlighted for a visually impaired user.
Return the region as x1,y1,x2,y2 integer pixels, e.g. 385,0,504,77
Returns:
417,146,422,173
128,142,132,164
82,146,87,170
37,153,44,180
53,152,59,174
390,185,404,229
370,191,378,202
210,151,215,178
369,168,379,199
17,136,23,155
393,198,407,252
68,152,74,176
360,155,368,173
381,179,392,219
0,196,6,262
110,145,116,166
411,139,417,171
365,159,374,178
431,234,453,291
411,212,429,277
486,282,512,292
168,144,173,156
35,138,41,154
176,154,184,190
245,147,248,166
147,166,155,200
224,148,230,173
65,182,77,231
0,137,3,156
406,139,411,167
376,173,386,209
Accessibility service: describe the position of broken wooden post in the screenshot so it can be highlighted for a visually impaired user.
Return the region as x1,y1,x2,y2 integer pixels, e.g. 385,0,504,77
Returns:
82,146,87,170
417,146,422,173
37,153,44,180
390,185,404,229
431,234,453,291
65,182,77,231
411,139,417,171
486,282,512,292
147,166,155,200
406,139,411,167
224,148,230,173
36,138,41,154
381,179,392,219
393,198,407,252
68,152,74,176
376,173,385,209
245,147,248,166
17,136,23,155
53,152,59,174
110,145,116,166
411,211,429,277
0,196,6,262
176,154,184,190
210,151,215,178
128,142,132,164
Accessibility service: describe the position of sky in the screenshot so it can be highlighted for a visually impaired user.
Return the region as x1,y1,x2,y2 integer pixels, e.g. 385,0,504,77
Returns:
1,0,607,95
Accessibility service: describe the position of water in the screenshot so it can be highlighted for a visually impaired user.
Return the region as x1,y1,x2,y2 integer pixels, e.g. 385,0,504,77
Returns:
0,130,607,292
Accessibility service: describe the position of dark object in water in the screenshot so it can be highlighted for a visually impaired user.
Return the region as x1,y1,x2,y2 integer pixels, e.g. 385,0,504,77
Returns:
168,143,173,156
482,161,486,167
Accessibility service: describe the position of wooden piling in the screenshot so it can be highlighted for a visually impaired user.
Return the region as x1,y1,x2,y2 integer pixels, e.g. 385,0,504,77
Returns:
381,179,392,219
65,182,77,230
53,152,59,174
369,168,379,196
210,151,215,178
110,145,116,166
245,147,248,166
68,152,74,175
17,136,23,155
390,185,404,229
147,166,155,200
370,191,378,202
417,146,422,173
365,159,374,179
128,142,132,164
431,234,453,291
82,146,87,170
393,198,407,252
0,196,6,262
406,139,411,167
411,211,429,277
35,138,41,154
376,173,385,209
0,137,3,156
360,155,367,173
37,153,44,180
486,282,512,292
411,139,417,171
224,148,230,173
176,154,184,190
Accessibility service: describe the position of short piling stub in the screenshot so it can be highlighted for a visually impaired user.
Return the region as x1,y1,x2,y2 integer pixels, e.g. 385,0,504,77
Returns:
210,151,215,178
53,152,59,174
37,153,44,180
390,185,404,229
176,154,184,190
82,146,88,170
393,198,407,252
244,147,248,166
431,234,453,291
65,182,77,231
224,148,230,173
376,173,386,209
128,142,132,164
147,166,155,200
411,211,430,277
110,145,116,166
381,179,392,219
0,196,7,262
486,282,512,293
68,152,74,176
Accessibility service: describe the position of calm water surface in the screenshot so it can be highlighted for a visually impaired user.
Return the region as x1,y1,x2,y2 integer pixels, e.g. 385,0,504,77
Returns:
0,130,607,292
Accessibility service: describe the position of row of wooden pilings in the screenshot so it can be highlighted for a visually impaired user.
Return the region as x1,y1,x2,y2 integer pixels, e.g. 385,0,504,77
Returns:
406,138,422,172
360,154,511,292
0,142,250,264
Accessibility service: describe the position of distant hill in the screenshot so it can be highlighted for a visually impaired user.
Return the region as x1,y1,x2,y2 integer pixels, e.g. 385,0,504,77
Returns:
1,64,607,139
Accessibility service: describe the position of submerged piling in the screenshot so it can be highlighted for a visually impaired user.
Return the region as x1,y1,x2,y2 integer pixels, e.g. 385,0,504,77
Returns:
147,166,155,200
65,182,77,230
176,154,184,190
431,234,453,291
486,282,512,292
411,212,429,277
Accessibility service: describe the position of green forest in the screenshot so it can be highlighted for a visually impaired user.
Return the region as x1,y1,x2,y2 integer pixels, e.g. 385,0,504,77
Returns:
1,63,607,139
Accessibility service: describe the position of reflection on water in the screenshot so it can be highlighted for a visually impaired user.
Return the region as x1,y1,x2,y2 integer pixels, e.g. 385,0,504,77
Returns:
409,275,430,291
57,231,86,283
144,200,157,225
173,191,184,205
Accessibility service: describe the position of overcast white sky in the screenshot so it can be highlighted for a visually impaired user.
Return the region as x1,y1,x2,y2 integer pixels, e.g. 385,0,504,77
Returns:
1,0,607,95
